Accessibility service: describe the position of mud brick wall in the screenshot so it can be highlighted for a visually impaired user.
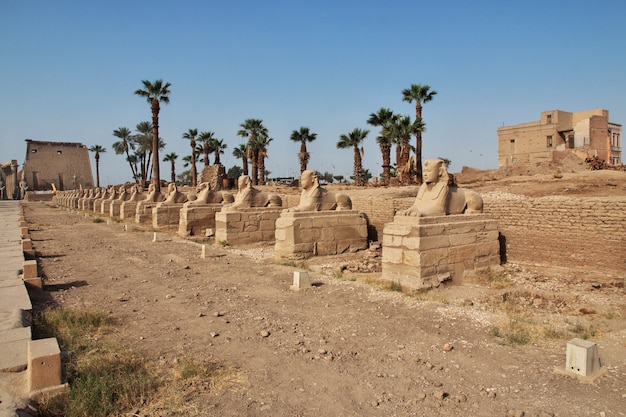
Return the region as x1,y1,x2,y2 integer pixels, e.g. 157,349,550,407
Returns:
350,195,413,241
483,194,626,272
349,193,625,273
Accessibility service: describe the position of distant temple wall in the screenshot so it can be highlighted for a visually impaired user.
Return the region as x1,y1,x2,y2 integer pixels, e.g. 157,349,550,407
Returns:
22,140,94,191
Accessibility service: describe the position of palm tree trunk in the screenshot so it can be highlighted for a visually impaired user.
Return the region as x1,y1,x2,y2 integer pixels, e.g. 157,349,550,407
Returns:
151,99,161,193
380,144,391,185
299,142,308,173
258,153,266,185
400,136,411,185
170,161,176,183
95,156,101,187
353,145,363,186
124,148,138,182
190,140,197,187
242,155,249,176
415,103,423,183
250,138,258,185
203,144,210,166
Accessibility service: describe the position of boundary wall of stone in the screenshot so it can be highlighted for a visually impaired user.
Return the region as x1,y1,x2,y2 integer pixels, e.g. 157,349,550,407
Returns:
351,193,626,272
482,194,626,272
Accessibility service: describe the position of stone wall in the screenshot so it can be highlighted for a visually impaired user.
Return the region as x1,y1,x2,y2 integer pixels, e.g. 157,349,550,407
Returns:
198,165,226,190
482,193,626,272
215,209,283,245
349,193,625,273
23,140,94,191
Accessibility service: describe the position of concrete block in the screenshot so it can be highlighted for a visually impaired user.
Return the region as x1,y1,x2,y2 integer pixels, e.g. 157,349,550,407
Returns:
28,338,62,391
290,270,311,290
22,260,38,279
22,239,33,251
566,338,601,376
152,232,172,242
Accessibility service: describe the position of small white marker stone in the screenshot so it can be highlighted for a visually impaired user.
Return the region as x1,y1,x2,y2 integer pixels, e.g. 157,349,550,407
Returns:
290,270,311,291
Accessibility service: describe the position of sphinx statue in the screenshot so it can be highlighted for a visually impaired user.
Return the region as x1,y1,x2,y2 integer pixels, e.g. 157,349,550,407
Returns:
398,158,483,217
222,176,281,211
286,170,351,212
185,182,234,206
161,183,188,205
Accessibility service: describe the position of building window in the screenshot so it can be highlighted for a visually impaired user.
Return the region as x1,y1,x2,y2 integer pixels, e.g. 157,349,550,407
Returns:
547,136,553,147
510,139,515,143
547,114,552,124
57,150,62,155
31,149,37,153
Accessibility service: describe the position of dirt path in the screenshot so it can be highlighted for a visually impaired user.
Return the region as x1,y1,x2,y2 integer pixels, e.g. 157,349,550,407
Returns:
24,202,626,417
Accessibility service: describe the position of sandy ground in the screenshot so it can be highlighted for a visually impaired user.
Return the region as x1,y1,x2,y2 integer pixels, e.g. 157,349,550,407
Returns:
23,168,626,416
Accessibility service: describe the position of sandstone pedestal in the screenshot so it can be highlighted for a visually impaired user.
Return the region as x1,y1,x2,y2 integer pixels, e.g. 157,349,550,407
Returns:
381,214,500,290
215,209,282,245
135,201,158,224
178,204,223,237
109,199,128,217
120,201,139,220
101,199,115,214
152,204,184,229
275,211,368,260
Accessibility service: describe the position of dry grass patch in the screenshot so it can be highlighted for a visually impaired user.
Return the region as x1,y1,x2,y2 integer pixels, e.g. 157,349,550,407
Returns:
35,308,244,417
478,267,513,288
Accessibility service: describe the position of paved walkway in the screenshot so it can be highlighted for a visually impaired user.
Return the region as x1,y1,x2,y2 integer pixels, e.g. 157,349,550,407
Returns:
0,201,30,417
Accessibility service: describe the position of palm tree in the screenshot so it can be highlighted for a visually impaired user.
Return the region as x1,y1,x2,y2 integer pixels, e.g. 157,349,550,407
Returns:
89,145,106,187
133,121,153,183
112,127,138,182
163,152,178,183
182,129,199,186
237,119,268,185
211,138,227,165
389,115,425,185
134,79,172,193
337,128,369,186
290,127,317,174
367,108,395,185
254,135,273,185
232,144,249,176
402,84,437,182
197,131,216,166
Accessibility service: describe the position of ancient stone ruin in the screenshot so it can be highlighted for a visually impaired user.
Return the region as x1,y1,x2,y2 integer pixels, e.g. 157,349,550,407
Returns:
214,176,283,245
275,170,368,260
382,158,500,289
178,182,234,237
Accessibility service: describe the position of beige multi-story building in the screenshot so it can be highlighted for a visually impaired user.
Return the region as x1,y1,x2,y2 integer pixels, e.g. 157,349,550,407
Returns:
497,109,622,167
21,139,94,191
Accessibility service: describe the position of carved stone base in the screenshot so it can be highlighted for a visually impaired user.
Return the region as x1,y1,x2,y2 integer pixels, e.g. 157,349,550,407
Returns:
120,201,139,220
274,211,368,260
178,204,223,236
92,198,106,212
109,200,126,217
135,202,157,224
152,203,184,229
215,208,282,245
381,214,500,290
101,199,115,214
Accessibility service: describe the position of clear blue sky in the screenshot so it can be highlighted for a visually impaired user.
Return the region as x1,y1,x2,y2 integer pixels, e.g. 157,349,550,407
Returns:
1,0,625,185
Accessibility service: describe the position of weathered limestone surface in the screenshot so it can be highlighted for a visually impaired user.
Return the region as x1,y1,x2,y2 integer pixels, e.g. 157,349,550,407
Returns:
215,208,283,245
179,204,223,237
381,214,500,289
275,210,368,260
120,201,139,220
152,203,185,229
